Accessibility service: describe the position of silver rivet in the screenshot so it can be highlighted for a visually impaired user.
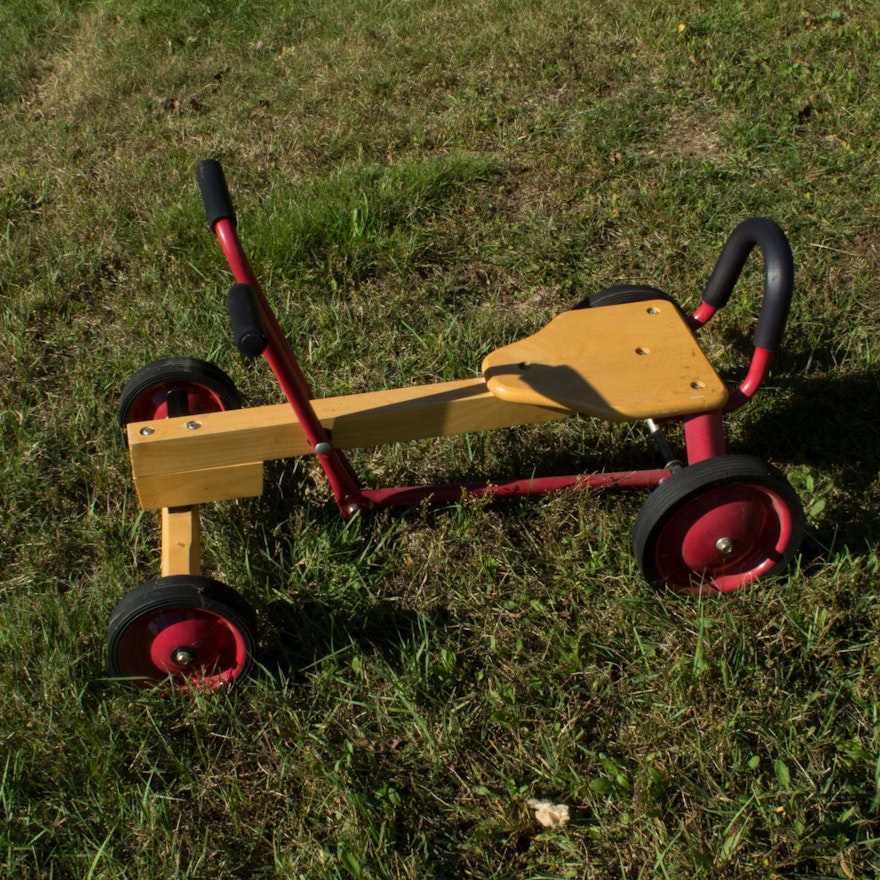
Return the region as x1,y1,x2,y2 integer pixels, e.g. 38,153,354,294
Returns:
716,537,734,555
186,421,201,431
139,426,155,436
314,441,333,456
171,647,196,666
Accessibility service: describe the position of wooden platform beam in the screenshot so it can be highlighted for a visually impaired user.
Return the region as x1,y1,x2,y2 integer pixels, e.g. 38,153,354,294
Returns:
128,377,568,509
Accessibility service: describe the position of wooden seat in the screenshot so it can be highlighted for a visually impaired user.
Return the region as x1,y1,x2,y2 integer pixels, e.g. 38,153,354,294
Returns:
481,299,729,422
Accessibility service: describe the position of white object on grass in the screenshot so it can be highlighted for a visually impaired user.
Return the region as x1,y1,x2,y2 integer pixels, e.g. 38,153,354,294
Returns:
527,798,570,828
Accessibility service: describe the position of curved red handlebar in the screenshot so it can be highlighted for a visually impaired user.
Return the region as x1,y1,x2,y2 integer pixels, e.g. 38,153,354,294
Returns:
688,218,794,412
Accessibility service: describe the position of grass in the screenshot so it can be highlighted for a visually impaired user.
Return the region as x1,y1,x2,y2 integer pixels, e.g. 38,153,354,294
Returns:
2,0,880,877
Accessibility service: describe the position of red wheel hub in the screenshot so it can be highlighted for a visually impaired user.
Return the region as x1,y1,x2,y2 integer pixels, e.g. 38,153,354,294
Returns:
656,484,794,593
127,383,229,423
119,608,249,688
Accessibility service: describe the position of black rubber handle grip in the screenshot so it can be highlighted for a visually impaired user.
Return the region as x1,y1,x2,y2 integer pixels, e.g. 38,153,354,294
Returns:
701,217,794,351
196,159,236,229
226,283,267,358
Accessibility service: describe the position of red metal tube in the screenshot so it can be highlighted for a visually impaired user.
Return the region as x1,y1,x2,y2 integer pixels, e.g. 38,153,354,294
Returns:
682,412,727,464
687,302,717,331
724,346,773,413
213,219,369,513
362,469,671,509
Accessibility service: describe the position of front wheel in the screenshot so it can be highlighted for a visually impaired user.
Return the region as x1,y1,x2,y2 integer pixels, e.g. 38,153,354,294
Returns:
107,576,257,689
632,455,804,594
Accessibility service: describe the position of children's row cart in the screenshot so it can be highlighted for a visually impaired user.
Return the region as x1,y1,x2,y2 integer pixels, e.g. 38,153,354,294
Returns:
107,160,805,688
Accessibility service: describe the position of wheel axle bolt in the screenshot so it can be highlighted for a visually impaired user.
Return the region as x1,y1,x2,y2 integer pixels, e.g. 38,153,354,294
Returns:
716,537,734,556
171,647,197,667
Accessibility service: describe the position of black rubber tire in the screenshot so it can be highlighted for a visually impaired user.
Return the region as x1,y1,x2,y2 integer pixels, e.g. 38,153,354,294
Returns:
117,356,242,430
632,455,804,594
571,284,679,311
107,575,258,689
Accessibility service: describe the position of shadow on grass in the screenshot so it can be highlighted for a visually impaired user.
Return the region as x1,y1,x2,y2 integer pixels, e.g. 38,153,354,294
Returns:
259,593,448,685
740,364,880,556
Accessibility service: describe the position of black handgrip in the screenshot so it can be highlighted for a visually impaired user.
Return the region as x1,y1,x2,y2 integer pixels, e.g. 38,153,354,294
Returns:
226,283,267,358
196,159,236,230
701,217,794,351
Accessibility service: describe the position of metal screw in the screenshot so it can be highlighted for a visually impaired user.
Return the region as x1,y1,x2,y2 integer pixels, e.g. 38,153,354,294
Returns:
185,421,201,431
716,537,734,556
171,647,196,666
139,426,155,436
314,441,333,456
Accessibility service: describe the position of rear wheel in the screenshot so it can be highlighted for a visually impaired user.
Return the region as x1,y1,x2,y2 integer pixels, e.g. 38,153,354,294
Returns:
107,575,257,689
117,356,242,430
571,284,678,310
632,455,804,594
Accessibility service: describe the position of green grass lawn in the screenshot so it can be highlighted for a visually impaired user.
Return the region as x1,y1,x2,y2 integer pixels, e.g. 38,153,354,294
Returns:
2,0,880,877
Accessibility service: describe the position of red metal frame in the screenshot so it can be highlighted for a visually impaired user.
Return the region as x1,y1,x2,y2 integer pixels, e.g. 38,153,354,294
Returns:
214,219,369,514
209,218,777,519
